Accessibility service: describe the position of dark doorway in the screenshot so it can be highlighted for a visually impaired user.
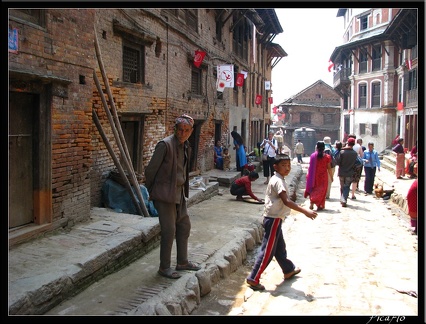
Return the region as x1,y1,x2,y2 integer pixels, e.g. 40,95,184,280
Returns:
9,92,36,228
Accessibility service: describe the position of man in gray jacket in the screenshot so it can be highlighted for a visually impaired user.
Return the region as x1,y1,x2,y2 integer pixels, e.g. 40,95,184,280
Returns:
336,137,358,207
145,114,201,279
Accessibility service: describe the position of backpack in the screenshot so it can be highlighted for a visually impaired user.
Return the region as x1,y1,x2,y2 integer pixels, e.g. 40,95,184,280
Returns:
324,148,336,168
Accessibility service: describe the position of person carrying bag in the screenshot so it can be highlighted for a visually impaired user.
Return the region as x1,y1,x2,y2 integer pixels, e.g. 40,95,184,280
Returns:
260,130,277,184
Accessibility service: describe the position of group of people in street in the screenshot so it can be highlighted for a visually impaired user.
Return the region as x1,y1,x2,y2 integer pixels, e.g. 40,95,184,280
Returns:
144,114,417,287
303,134,383,210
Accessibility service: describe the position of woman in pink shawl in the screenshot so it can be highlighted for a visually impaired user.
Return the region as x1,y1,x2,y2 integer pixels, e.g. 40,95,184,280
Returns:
304,141,333,211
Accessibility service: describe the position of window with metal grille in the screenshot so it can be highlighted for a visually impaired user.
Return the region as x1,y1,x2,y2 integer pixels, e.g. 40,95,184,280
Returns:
359,84,367,108
359,51,368,73
372,45,381,71
191,67,201,95
360,15,368,30
360,123,366,135
123,44,144,83
300,112,311,124
371,82,380,107
372,124,378,136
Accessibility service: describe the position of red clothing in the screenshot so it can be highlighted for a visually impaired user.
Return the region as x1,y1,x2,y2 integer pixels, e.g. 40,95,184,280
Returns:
234,176,258,201
304,152,331,209
407,179,418,217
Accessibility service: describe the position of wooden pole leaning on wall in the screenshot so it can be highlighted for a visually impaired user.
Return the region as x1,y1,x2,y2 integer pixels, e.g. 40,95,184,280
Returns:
92,108,144,216
94,30,149,217
93,71,149,217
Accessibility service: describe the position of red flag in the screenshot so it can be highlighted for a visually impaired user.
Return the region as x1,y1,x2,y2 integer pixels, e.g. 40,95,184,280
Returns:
397,102,404,111
328,60,334,72
268,97,273,104
255,94,262,105
236,73,244,87
405,59,412,70
194,50,206,68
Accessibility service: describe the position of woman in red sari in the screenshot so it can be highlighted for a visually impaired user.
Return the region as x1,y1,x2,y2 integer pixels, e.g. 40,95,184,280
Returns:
304,141,333,211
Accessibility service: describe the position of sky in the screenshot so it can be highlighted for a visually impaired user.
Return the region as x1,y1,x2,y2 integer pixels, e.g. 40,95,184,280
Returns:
271,8,344,105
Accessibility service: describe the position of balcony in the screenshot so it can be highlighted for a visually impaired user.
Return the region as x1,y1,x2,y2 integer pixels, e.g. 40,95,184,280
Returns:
333,67,351,90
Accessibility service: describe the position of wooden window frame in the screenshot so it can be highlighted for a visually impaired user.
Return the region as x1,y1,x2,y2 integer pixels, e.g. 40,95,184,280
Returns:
191,67,202,95
371,82,380,107
359,83,367,108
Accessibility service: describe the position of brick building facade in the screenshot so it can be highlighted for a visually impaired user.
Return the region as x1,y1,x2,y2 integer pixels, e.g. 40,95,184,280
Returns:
8,8,285,246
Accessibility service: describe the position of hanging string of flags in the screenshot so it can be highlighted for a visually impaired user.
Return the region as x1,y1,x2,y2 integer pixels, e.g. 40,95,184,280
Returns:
193,49,273,105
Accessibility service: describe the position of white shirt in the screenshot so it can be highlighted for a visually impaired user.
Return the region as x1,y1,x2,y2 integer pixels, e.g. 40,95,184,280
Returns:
353,143,364,158
261,138,277,158
263,173,290,220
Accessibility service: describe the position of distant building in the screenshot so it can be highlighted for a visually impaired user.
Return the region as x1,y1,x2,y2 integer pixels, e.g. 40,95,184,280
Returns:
273,80,341,153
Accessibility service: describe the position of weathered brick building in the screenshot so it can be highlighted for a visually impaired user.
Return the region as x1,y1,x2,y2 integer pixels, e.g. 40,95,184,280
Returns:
8,8,285,246
274,80,341,155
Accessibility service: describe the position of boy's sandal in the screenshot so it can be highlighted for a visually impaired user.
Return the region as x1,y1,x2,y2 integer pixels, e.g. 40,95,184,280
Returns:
175,261,201,271
158,267,182,279
284,267,301,279
246,279,265,291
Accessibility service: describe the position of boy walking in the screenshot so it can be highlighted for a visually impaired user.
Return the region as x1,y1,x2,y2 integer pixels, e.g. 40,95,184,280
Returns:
246,154,318,291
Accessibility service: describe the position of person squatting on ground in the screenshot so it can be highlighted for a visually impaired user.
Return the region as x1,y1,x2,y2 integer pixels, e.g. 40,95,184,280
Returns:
214,140,223,170
260,130,278,184
304,141,333,211
294,139,304,163
392,137,406,179
362,142,381,195
145,114,201,279
246,154,318,291
230,171,263,203
336,137,358,207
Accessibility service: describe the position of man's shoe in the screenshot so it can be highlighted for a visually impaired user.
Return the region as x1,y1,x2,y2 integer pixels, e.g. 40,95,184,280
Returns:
341,202,347,207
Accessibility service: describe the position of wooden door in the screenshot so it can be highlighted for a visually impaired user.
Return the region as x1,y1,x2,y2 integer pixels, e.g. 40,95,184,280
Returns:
9,92,35,228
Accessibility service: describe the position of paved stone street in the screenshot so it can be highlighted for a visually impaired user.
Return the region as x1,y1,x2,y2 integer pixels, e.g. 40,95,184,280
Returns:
194,162,419,316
